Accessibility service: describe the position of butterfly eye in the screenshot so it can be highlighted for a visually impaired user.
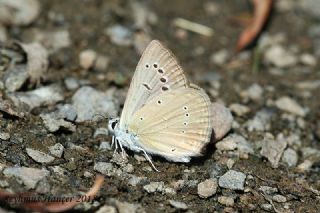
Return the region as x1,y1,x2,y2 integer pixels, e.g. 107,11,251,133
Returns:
158,69,164,74
153,63,158,68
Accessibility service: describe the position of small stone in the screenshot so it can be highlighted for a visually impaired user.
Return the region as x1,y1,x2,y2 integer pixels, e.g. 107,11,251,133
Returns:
218,196,234,207
40,113,76,132
109,198,144,213
169,200,188,210
57,104,77,122
49,143,64,158
216,134,253,154
64,77,79,90
229,103,250,116
275,96,306,117
0,180,9,187
260,134,287,168
0,132,10,140
218,170,246,190
72,86,119,122
210,49,229,65
215,138,237,151
240,84,264,101
281,148,298,167
143,181,165,193
128,175,146,186
7,84,64,110
94,162,113,176
296,80,320,90
300,53,317,66
259,185,278,195
164,187,176,195
26,148,55,163
96,205,116,213
79,49,97,69
297,160,313,172
105,25,133,46
84,171,93,178
264,45,297,68
197,178,218,198
3,65,28,92
261,203,273,211
94,128,109,138
123,164,134,173
299,0,320,18
3,167,49,189
246,108,274,132
94,55,110,71
272,194,287,203
211,102,233,141
99,141,112,151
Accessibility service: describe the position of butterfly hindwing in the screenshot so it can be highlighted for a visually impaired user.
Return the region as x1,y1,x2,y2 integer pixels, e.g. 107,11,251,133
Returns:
119,40,189,129
128,87,212,162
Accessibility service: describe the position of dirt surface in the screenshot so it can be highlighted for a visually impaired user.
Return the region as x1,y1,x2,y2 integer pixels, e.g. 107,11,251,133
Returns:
0,0,320,212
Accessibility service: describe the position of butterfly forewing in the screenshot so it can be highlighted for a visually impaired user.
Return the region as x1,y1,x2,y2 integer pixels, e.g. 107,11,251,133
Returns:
119,40,189,129
128,88,212,162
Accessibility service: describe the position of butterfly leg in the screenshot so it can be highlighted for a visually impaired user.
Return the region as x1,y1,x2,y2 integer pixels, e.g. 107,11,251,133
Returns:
117,139,127,158
138,147,160,172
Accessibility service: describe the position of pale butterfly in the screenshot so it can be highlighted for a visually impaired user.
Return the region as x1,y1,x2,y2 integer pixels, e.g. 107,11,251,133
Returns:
108,40,212,171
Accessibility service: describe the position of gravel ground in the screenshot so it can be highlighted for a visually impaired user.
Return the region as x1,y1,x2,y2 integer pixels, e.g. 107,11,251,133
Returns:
0,0,320,212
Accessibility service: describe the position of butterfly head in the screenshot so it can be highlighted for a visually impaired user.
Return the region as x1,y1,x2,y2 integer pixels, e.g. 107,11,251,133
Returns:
108,118,120,134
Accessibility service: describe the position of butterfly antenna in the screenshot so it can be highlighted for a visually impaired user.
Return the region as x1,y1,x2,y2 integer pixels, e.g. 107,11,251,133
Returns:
138,147,160,172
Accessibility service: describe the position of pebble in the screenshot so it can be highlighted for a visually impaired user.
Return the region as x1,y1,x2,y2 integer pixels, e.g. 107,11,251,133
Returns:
0,132,10,140
40,113,76,132
297,160,313,172
169,200,188,210
300,53,317,66
240,84,264,101
94,55,110,71
96,205,117,213
32,29,71,53
218,196,234,207
0,25,7,42
246,108,274,132
57,104,77,122
49,143,64,158
197,178,218,198
210,49,229,65
261,203,273,211
218,170,246,190
275,96,306,117
260,134,287,168
79,49,97,70
99,141,112,151
272,194,287,203
264,45,297,68
94,128,109,138
299,0,320,18
128,175,146,186
210,163,228,178
216,134,253,154
3,65,29,92
7,84,64,110
0,180,9,187
296,80,320,90
64,77,80,90
211,102,233,141
94,162,113,176
3,166,49,189
281,148,298,167
229,103,250,116
84,171,93,178
72,86,119,122
26,148,55,163
259,186,278,195
105,25,133,46
109,198,144,213
143,181,165,193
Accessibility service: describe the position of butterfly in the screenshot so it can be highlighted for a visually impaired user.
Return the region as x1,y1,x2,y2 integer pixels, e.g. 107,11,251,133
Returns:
108,40,212,171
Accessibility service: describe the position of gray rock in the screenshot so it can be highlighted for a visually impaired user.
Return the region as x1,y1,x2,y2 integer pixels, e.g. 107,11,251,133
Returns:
299,0,320,18
7,84,64,110
197,178,218,198
79,49,97,70
94,162,113,176
40,113,76,132
3,65,28,92
3,166,49,189
72,86,119,122
216,134,253,154
143,181,165,193
296,80,320,90
108,198,145,213
64,77,80,90
246,108,274,132
272,194,287,203
127,175,147,186
96,205,117,213
57,104,77,122
218,170,246,190
261,203,273,211
300,53,317,66
229,103,250,116
210,49,229,65
240,84,264,101
218,196,234,207
260,134,287,168
169,200,188,210
264,45,297,68
281,148,298,167
259,186,278,195
49,143,64,158
0,132,10,140
275,96,307,117
94,128,109,138
26,148,55,163
105,25,133,46
99,141,112,151
211,102,233,141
